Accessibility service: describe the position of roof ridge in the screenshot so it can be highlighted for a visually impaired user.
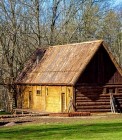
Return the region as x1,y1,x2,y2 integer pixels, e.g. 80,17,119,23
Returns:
49,40,103,48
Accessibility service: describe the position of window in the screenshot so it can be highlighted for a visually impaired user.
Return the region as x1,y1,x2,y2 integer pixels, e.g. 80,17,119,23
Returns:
107,88,115,94
36,90,41,96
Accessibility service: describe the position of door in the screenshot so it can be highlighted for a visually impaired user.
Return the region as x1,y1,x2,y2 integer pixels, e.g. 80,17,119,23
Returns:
61,93,65,112
29,91,33,108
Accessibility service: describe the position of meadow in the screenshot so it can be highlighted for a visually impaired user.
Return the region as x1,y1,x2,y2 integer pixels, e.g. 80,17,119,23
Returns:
0,114,122,140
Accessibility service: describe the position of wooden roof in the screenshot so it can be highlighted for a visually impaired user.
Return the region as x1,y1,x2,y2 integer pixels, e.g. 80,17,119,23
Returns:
15,40,122,85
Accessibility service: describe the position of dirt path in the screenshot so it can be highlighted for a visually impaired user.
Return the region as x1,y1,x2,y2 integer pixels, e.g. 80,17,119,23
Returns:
0,113,122,126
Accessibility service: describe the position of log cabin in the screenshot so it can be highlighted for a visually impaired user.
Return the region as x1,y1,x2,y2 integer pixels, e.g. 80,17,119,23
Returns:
15,40,122,113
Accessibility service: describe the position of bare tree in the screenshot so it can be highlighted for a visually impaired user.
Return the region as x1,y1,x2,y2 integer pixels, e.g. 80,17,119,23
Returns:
0,0,35,111
0,0,121,111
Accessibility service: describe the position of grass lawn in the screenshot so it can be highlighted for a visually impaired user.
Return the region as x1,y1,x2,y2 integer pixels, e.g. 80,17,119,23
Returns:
0,111,11,115
0,116,122,140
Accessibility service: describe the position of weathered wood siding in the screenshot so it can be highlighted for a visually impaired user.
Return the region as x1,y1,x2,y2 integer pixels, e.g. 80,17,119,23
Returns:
45,86,61,112
75,86,110,112
76,46,122,85
75,86,122,112
75,86,105,112
17,85,73,113
75,46,122,113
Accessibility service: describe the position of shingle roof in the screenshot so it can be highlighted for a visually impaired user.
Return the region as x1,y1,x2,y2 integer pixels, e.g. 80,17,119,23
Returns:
15,40,122,85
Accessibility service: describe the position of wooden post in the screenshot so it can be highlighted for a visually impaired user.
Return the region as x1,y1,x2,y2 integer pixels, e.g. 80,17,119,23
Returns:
115,88,118,94
110,93,116,113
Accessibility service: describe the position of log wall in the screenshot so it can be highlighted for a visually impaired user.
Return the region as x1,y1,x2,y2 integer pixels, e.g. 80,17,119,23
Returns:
77,47,122,85
75,86,122,112
75,46,122,113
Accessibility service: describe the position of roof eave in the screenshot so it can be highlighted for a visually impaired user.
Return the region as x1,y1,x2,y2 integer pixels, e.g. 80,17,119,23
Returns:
14,82,74,86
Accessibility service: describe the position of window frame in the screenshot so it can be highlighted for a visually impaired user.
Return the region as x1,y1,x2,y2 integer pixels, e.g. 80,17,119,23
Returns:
36,90,41,96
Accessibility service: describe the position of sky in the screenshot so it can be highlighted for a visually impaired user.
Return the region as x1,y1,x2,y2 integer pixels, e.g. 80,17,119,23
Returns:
114,0,122,5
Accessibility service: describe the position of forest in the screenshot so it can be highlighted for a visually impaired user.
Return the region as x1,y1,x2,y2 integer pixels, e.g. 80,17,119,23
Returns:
0,0,122,110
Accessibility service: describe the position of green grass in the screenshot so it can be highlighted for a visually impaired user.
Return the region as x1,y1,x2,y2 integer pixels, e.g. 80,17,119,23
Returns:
0,118,122,140
0,111,11,115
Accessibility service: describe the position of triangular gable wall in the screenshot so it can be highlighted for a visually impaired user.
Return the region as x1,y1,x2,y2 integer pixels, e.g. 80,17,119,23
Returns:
76,45,122,85
102,42,122,77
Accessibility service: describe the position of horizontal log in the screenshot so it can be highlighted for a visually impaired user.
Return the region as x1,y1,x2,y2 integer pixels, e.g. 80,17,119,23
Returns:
76,105,111,109
76,92,102,95
76,97,122,100
76,102,110,106
76,100,110,102
76,100,110,103
76,94,110,97
76,108,111,112
76,97,110,100
75,91,122,113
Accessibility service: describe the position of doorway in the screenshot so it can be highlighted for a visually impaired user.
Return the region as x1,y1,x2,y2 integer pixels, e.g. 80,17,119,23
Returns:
29,91,33,108
61,93,65,112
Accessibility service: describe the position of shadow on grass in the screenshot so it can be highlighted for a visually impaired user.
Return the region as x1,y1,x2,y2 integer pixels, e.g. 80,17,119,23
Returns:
0,122,122,139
